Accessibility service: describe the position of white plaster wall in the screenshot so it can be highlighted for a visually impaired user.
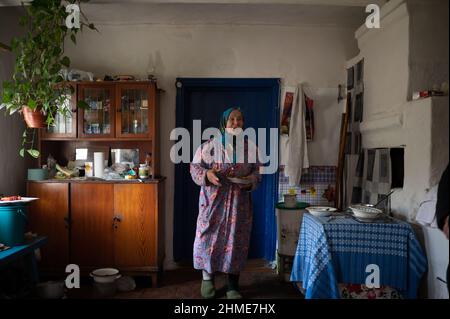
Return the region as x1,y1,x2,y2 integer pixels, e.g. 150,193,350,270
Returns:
388,97,449,220
352,0,449,298
305,87,343,166
408,0,449,98
356,0,410,120
65,23,358,269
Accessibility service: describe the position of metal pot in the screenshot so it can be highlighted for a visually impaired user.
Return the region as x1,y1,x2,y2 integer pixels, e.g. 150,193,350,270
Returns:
35,280,65,299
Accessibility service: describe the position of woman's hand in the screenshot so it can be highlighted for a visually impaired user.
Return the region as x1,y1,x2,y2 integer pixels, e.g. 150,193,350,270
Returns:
206,168,222,186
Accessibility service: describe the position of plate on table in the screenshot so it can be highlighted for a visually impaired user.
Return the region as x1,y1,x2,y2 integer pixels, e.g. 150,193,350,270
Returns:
227,177,253,185
0,197,39,206
306,206,337,217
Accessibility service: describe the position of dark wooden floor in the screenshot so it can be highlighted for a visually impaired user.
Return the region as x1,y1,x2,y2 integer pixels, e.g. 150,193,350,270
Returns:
66,259,304,299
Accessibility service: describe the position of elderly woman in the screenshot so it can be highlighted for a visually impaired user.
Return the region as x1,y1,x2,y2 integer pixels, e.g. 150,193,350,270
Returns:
190,107,262,299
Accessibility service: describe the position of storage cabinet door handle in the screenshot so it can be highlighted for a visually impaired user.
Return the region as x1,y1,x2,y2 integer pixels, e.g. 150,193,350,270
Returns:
113,214,123,229
113,214,123,222
64,216,70,228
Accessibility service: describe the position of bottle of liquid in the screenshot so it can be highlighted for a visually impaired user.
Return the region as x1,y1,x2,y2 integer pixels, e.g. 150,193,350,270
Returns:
139,164,149,179
108,147,112,167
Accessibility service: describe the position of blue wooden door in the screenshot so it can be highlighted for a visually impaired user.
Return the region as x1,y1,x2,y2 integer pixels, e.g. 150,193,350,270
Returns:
173,78,279,262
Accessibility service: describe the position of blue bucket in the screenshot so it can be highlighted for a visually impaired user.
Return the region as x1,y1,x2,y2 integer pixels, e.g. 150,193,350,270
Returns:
0,205,28,246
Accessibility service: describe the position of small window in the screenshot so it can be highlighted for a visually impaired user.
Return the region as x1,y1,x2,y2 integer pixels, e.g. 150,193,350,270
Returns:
390,148,404,188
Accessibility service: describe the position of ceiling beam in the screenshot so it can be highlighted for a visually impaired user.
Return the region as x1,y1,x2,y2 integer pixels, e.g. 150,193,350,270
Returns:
0,0,386,7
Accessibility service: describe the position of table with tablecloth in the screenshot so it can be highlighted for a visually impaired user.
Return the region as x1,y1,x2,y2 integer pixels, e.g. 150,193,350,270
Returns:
290,213,427,299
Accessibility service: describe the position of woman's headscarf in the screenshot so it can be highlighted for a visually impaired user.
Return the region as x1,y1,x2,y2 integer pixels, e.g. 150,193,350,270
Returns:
219,107,244,164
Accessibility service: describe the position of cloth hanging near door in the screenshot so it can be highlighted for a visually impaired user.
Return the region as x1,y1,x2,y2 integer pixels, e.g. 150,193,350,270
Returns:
282,84,310,186
350,148,392,211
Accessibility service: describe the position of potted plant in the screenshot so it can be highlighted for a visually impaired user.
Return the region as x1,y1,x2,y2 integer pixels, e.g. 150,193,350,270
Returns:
0,0,96,158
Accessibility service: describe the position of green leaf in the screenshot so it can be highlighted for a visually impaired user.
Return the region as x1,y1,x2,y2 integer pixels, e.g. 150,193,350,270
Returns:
61,56,70,68
53,47,62,56
19,148,25,157
27,99,37,109
70,33,76,44
77,100,89,110
27,149,40,158
22,130,27,137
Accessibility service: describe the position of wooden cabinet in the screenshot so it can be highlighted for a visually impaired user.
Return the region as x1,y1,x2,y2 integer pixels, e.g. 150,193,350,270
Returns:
71,183,115,268
40,83,77,139
38,80,160,177
115,83,155,139
77,83,116,139
114,184,157,268
26,183,69,271
27,180,164,285
40,81,157,141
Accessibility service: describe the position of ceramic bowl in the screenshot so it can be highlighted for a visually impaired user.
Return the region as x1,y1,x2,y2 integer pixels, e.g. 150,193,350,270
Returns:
349,204,383,219
90,268,121,284
305,206,337,217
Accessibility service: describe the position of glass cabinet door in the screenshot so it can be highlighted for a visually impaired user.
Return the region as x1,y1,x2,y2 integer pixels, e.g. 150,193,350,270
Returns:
78,84,115,138
41,85,77,138
116,84,152,139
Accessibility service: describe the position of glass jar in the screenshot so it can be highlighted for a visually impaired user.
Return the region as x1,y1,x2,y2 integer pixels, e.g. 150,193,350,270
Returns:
139,164,149,179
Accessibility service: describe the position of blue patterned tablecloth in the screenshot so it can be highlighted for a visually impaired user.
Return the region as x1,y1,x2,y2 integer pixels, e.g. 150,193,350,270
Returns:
290,214,427,299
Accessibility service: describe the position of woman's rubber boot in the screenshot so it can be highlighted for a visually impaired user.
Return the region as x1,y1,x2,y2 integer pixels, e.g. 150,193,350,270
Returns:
226,290,243,299
226,274,242,299
201,280,215,299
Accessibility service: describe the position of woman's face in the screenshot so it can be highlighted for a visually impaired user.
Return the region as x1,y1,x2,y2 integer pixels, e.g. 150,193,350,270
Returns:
226,110,244,130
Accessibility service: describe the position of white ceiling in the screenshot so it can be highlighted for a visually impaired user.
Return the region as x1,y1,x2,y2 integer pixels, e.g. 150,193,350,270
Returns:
0,0,387,28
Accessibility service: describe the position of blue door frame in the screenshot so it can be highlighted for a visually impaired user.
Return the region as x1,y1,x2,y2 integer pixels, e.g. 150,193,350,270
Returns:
173,78,280,262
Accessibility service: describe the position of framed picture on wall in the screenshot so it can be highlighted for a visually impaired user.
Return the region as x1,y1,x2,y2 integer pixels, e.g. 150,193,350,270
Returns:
347,66,354,90
280,91,295,135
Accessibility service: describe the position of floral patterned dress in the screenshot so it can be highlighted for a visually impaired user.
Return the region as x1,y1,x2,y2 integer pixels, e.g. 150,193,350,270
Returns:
190,139,261,274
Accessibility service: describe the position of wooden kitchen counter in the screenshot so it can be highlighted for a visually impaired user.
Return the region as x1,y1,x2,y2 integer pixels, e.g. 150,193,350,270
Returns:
27,177,166,184
26,178,165,287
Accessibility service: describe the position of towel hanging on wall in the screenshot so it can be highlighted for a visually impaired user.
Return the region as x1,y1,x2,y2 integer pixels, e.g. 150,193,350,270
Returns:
281,84,310,186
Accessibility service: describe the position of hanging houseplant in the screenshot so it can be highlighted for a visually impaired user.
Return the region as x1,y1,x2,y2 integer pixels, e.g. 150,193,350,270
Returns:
0,0,97,157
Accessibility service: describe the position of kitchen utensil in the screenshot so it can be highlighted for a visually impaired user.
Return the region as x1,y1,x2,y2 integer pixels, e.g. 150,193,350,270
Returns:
27,168,48,181
90,268,121,283
305,206,337,217
35,280,65,299
373,190,395,207
349,204,383,219
283,194,297,208
0,197,38,206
